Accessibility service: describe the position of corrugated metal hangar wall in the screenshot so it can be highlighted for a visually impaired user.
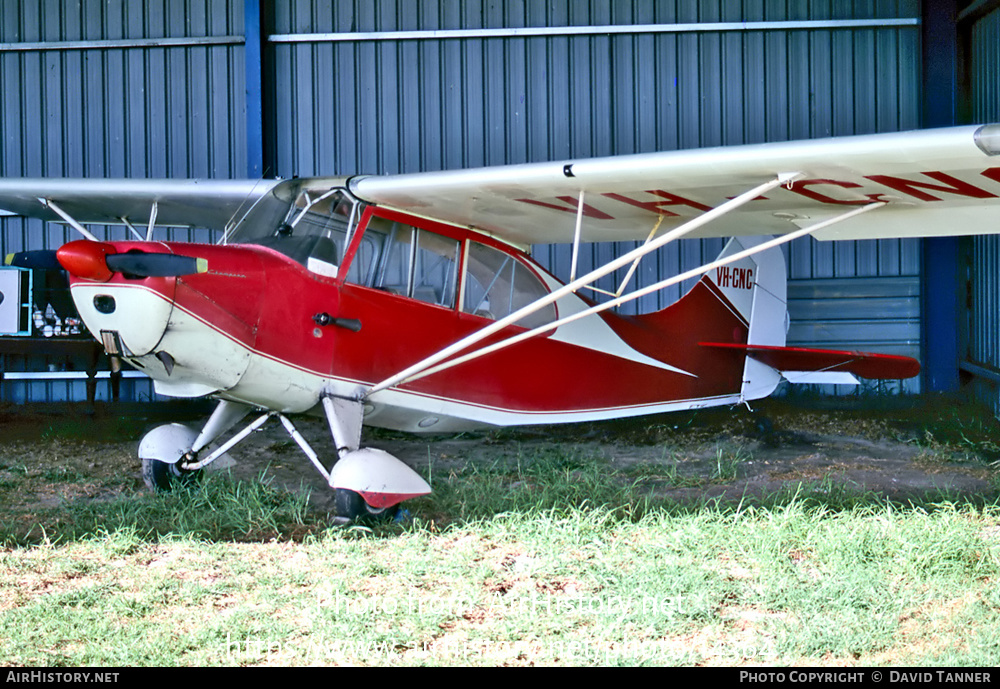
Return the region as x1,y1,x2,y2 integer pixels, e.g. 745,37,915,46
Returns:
965,1,1000,413
0,0,244,402
0,0,994,407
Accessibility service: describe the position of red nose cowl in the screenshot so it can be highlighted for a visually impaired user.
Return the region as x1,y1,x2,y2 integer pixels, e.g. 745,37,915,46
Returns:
57,240,117,282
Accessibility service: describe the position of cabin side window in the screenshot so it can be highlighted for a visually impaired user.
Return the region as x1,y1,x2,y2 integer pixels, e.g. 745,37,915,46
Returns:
463,242,555,329
347,216,460,309
414,230,460,307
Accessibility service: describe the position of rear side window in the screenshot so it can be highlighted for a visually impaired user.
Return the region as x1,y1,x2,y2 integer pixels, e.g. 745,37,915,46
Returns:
463,242,555,329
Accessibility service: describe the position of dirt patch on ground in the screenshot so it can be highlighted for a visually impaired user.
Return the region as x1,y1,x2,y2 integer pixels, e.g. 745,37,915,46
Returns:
1,397,998,517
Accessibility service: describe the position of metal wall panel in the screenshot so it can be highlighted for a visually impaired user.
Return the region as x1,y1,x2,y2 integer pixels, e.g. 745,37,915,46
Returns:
965,5,1000,412
269,0,922,173
0,0,245,403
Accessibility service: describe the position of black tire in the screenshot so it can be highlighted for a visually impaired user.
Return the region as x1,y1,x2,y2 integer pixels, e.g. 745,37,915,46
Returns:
333,488,400,524
142,457,202,492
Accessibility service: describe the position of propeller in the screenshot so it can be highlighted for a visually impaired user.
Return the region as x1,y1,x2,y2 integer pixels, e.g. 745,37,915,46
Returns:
4,249,61,271
58,242,208,281
6,240,208,282
6,241,207,281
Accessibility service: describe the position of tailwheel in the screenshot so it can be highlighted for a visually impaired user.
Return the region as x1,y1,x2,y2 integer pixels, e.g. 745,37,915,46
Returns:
333,488,400,525
141,457,202,492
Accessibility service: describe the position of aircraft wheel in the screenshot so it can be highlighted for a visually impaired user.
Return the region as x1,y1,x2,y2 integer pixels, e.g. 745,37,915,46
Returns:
141,457,202,492
333,488,400,524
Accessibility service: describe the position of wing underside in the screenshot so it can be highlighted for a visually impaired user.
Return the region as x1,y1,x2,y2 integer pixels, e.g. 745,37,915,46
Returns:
349,124,1000,246
0,125,996,247
0,178,282,232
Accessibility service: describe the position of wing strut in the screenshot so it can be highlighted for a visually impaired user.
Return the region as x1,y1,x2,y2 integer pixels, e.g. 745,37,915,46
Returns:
377,201,886,389
145,202,159,241
365,172,800,397
38,198,98,241
588,218,664,298
569,191,585,282
570,192,665,297
120,217,145,241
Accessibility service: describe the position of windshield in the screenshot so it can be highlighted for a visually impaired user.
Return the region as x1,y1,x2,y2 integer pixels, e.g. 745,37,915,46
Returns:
227,183,360,274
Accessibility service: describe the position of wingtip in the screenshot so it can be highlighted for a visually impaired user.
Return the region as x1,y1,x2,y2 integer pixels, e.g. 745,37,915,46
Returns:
975,124,1000,156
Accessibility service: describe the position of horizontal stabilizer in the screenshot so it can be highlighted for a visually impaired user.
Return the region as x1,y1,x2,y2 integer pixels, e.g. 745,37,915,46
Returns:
780,370,860,386
700,342,920,380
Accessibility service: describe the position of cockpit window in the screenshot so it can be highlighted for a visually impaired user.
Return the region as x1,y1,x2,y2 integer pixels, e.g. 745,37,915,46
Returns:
463,241,555,328
235,187,359,277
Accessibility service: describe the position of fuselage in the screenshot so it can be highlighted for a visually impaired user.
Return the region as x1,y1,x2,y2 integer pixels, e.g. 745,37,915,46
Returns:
65,187,754,432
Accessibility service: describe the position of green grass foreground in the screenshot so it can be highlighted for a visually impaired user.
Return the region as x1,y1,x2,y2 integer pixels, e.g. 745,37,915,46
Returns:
2,454,1000,666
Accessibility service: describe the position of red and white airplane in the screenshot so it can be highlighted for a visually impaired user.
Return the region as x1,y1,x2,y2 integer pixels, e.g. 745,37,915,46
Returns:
2,123,998,520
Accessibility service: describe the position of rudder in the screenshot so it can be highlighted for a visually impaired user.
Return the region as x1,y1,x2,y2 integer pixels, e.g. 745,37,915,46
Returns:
703,236,788,402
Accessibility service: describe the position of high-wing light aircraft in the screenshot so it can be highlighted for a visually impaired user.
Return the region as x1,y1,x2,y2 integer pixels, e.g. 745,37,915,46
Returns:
2,124,999,520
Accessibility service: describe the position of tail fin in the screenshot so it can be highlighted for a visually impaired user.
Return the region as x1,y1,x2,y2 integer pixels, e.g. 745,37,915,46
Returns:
626,236,918,409
704,236,788,402
700,237,920,397
625,236,788,405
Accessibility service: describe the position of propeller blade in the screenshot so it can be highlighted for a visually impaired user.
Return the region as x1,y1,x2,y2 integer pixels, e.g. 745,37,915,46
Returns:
4,249,62,271
105,252,208,278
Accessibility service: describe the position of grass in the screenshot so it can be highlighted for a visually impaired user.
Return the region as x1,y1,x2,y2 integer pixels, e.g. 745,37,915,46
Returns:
2,471,1000,665
0,472,318,546
2,400,1000,665
2,492,1000,666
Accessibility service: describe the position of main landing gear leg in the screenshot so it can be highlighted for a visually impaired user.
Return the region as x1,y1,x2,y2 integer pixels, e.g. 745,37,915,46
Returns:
321,395,431,524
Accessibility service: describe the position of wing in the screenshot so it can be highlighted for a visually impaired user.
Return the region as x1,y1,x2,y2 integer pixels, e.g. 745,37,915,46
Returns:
350,124,1000,246
0,178,282,231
